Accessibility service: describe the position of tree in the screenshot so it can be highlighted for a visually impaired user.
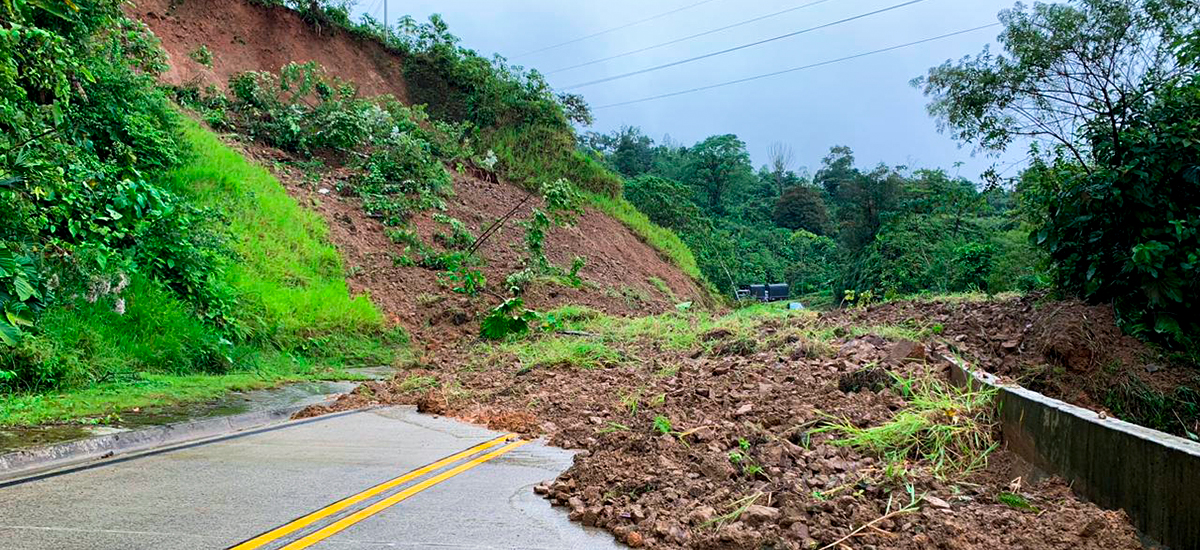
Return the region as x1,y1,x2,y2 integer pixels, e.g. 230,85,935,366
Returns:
835,165,904,254
773,186,830,235
915,0,1199,169
767,141,795,196
686,134,753,214
624,175,701,231
814,145,858,199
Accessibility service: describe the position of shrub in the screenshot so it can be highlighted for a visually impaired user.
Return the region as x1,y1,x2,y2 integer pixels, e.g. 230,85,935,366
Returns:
1023,76,1200,352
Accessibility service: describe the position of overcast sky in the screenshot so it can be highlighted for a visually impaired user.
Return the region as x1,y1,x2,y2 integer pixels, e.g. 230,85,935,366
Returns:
355,0,1027,181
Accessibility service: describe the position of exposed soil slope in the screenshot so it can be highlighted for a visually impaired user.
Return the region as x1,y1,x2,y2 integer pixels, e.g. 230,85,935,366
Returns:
246,145,702,346
135,0,704,343
132,0,410,101
299,311,1141,549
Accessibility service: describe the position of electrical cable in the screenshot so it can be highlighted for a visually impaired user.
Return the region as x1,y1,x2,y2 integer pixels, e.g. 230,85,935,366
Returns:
513,0,724,59
593,22,1001,109
546,0,835,75
561,0,929,90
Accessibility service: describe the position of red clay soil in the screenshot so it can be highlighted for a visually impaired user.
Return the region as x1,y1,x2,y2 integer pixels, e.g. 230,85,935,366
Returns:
131,0,410,101
299,316,1142,549
241,145,704,348
822,295,1200,436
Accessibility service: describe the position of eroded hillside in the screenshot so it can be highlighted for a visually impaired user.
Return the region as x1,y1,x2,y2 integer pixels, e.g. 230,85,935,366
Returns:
135,0,707,344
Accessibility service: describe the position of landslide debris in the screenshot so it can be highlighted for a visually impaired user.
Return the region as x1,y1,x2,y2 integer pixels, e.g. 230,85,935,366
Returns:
299,306,1142,549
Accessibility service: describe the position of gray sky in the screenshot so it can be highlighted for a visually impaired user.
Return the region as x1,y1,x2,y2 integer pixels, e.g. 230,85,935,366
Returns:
356,0,1027,181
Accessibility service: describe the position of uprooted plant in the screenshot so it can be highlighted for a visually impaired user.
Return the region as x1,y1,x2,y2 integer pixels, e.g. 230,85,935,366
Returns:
814,371,998,479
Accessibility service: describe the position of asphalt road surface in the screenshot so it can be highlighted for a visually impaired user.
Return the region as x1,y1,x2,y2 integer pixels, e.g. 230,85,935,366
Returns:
0,407,620,549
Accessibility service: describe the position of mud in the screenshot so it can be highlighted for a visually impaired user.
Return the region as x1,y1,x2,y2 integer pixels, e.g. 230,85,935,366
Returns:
299,314,1143,549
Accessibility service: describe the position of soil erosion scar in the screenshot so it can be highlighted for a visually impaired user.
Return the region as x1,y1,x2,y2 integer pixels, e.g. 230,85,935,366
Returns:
229,434,520,549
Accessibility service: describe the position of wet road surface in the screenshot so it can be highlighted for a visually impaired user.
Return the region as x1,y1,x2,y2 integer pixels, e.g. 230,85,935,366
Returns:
0,407,619,549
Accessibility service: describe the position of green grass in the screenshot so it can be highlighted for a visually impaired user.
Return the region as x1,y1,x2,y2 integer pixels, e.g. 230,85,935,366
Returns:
537,302,813,353
484,123,623,197
0,118,401,426
814,373,998,479
165,119,384,344
503,338,624,372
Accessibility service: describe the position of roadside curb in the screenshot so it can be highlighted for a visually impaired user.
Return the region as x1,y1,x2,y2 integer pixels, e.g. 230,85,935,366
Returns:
943,353,1200,550
0,403,343,485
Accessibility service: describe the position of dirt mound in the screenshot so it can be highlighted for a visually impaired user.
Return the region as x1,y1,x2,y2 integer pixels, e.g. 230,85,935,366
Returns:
299,315,1141,549
822,295,1199,435
132,0,410,101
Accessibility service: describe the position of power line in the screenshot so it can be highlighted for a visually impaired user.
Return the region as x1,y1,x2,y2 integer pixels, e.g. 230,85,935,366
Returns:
594,23,1001,109
561,0,929,90
547,0,835,75
513,0,723,59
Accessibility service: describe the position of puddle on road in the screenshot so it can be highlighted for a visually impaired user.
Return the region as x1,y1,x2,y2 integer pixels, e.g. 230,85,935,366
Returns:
0,368,389,454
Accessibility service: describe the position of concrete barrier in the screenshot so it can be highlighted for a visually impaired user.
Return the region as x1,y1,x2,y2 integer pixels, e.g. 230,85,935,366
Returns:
946,355,1200,549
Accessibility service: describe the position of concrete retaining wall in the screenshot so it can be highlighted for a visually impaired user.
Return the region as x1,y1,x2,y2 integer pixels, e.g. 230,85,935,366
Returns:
946,356,1200,549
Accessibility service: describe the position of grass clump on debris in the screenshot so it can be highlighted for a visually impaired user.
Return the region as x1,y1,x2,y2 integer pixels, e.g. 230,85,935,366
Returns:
816,372,998,479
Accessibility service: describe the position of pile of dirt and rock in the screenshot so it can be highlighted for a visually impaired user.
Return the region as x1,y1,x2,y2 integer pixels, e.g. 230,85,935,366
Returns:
822,294,1199,436
299,313,1143,549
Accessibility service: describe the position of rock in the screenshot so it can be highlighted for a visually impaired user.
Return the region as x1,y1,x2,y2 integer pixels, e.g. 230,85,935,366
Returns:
743,505,781,525
568,497,585,512
582,506,601,527
1079,518,1105,538
790,521,810,539
1000,340,1020,353
735,403,754,416
625,531,644,547
687,505,716,525
924,496,951,510
533,483,550,495
888,340,926,362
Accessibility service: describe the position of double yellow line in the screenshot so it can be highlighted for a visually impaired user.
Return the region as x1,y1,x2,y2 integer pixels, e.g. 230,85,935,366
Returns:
229,434,528,550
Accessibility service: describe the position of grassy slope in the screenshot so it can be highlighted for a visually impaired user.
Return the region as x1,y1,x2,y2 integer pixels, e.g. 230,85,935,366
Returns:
167,120,383,341
0,119,396,427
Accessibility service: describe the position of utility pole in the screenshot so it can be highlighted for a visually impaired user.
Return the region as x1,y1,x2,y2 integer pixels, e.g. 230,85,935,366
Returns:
384,0,387,29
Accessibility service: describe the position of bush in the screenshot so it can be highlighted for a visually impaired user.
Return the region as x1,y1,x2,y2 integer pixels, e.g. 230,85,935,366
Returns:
1023,76,1200,352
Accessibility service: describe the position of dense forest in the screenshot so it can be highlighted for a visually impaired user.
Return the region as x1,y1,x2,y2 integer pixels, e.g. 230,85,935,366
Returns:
582,129,1046,303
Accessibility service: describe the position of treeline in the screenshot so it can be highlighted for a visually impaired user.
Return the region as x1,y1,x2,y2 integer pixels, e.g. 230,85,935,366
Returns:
582,130,1046,302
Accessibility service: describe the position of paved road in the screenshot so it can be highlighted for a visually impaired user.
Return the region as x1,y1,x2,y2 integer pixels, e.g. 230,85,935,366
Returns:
0,407,620,549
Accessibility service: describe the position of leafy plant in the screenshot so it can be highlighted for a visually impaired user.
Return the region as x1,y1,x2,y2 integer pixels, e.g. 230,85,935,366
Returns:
0,245,41,347
652,414,673,435
480,298,540,340
188,44,213,67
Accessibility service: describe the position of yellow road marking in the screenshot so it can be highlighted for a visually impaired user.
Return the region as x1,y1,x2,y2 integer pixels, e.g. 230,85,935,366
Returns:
279,439,530,550
229,434,516,550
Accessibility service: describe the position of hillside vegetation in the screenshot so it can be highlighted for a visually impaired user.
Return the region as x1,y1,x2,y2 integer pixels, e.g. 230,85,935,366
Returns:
0,0,705,422
0,1,400,422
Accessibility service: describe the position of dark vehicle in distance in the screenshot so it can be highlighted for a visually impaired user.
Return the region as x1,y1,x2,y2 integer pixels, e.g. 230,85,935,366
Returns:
736,283,789,302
